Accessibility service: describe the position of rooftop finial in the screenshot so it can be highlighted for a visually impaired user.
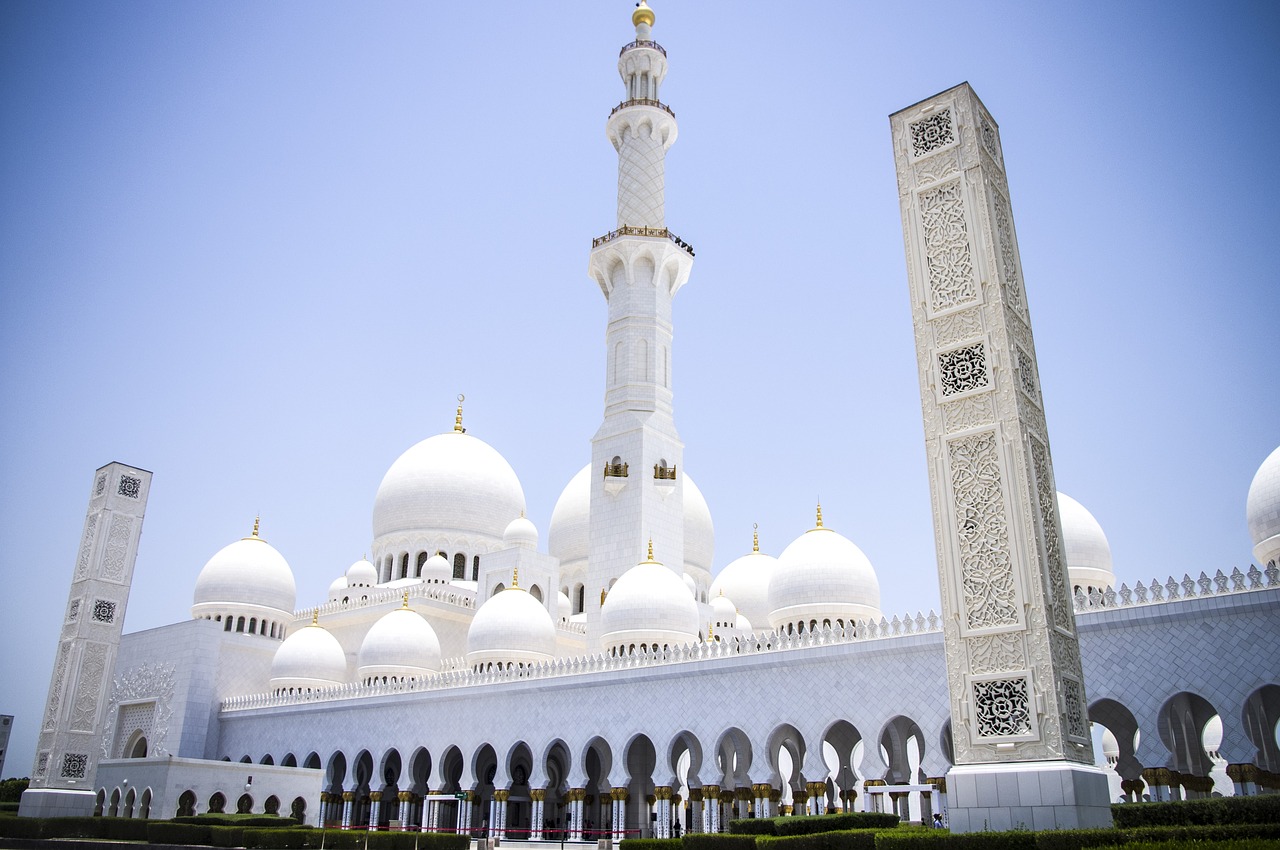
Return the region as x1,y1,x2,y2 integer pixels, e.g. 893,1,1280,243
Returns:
402,590,410,609
311,609,319,626
454,394,466,433
647,538,655,562
512,567,520,589
252,515,260,538
633,0,655,29
752,522,759,553
816,502,824,529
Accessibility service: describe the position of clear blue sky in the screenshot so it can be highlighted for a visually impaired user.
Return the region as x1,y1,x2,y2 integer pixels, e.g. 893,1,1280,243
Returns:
1,1,1276,777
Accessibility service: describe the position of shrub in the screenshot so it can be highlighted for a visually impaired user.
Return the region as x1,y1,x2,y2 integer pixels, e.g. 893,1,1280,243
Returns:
148,820,214,845
728,818,778,836
0,817,45,839
758,831,878,850
102,817,150,840
1113,841,1280,850
0,779,29,804
1110,795,1280,828
622,839,685,850
40,816,106,838
683,833,760,850
210,824,247,846
876,830,1037,850
773,814,900,835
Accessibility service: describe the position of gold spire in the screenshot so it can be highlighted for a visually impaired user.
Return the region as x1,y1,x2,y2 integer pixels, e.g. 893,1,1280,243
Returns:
632,0,655,28
752,523,759,553
512,567,521,589
647,538,655,562
252,515,260,538
402,591,410,609
816,502,824,529
454,393,466,433
311,609,319,626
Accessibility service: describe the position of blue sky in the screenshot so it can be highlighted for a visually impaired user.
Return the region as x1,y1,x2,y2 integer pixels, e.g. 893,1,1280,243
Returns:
1,1,1276,777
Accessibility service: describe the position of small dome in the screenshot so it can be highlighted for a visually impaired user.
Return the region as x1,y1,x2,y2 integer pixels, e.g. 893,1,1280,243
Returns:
372,430,526,545
1057,492,1115,593
421,553,451,584
192,524,296,619
710,531,779,630
768,510,881,632
346,558,378,588
1247,446,1280,568
548,465,591,568
684,474,715,575
602,548,700,655
466,581,557,670
270,618,347,691
557,590,571,623
358,601,442,683
710,593,737,626
503,515,539,550
735,613,753,632
327,575,348,602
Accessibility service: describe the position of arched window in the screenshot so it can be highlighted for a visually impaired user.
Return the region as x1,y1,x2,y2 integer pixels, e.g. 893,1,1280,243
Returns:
291,797,307,822
417,552,429,576
176,791,196,818
237,793,253,814
208,792,226,814
400,553,409,579
575,584,585,614
473,555,480,581
236,617,245,633
530,585,543,602
453,553,466,580
223,618,232,632
248,618,257,634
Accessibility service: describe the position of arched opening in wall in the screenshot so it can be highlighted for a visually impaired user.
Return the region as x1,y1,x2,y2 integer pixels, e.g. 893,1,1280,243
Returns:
125,729,148,759
530,585,543,602
240,755,252,764
291,797,307,822
304,752,321,770
260,754,275,765
717,726,754,817
1157,691,1226,797
282,753,297,767
249,617,257,634
237,794,253,814
325,751,348,825
236,616,246,633
107,787,120,818
582,737,613,836
473,555,480,581
878,716,925,820
208,792,226,814
263,795,280,815
224,618,232,632
1242,684,1280,773
541,738,571,837
452,553,465,580
417,552,429,577
139,787,151,819
377,748,403,829
408,746,432,799
401,553,410,580
574,584,585,614
822,720,864,813
505,741,534,833
764,724,802,813
623,733,656,835
176,790,196,818
667,729,703,826
492,583,505,597
94,788,105,817
1089,699,1142,802
123,787,136,818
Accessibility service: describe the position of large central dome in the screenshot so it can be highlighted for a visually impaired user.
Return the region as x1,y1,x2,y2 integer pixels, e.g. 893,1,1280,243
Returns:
372,431,526,543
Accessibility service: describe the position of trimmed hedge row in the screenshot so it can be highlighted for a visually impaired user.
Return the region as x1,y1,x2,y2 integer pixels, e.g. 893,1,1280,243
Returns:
621,840,685,850
1113,841,1280,850
729,813,902,837
683,833,763,850
758,830,880,850
1110,794,1280,828
875,830,1036,850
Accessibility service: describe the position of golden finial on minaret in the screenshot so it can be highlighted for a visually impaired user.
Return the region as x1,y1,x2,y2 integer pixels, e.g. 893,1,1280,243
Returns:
402,591,410,609
311,609,319,626
752,522,759,553
647,538,655,562
512,567,520,589
815,502,824,529
707,621,715,642
632,0,655,28
251,515,260,538
454,394,466,433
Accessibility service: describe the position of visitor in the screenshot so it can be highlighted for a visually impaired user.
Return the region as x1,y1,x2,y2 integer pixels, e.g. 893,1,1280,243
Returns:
932,813,944,829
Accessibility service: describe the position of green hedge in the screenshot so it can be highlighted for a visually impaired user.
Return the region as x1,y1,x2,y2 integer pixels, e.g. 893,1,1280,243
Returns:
728,818,779,836
775,814,900,835
876,830,1038,850
1110,795,1280,828
682,833,761,850
148,821,214,845
622,839,685,850
1112,841,1280,850
758,831,879,850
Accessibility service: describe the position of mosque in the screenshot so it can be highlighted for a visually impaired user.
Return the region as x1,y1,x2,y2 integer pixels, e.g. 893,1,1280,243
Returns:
20,1,1280,837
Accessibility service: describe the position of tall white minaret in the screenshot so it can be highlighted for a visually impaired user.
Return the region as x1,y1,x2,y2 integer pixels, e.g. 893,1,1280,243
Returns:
585,1,695,648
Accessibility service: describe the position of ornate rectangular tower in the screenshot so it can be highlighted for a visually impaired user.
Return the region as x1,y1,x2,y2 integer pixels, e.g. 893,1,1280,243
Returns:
21,462,151,818
890,85,1112,832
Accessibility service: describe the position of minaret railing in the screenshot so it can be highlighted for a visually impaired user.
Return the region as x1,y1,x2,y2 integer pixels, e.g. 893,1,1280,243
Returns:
592,225,694,256
610,98,675,118
620,39,666,57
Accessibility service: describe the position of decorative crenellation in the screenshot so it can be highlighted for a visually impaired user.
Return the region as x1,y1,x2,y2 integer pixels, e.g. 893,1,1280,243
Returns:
910,108,955,157
1073,564,1279,614
919,180,978,313
947,430,1020,630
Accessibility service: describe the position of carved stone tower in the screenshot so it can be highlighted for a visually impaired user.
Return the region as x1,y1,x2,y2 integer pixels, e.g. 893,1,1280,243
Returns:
585,2,694,647
21,462,152,818
890,85,1112,831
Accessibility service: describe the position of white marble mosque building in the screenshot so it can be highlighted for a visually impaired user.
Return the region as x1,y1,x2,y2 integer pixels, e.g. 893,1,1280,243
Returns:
20,1,1280,837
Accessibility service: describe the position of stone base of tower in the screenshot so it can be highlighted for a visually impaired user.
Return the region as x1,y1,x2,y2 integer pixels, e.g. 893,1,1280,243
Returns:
944,761,1113,833
18,788,97,818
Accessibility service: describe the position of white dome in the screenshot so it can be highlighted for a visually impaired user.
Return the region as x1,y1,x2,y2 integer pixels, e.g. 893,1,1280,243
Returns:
710,593,737,626
270,619,348,691
768,513,881,632
1056,492,1116,593
357,603,442,683
710,536,779,630
682,572,697,597
503,515,539,550
683,474,715,575
735,613,753,632
346,558,378,587
466,584,557,670
327,575,348,602
1246,446,1280,568
372,430,526,544
421,553,452,584
192,527,296,620
548,465,591,568
601,552,701,654
557,590,571,623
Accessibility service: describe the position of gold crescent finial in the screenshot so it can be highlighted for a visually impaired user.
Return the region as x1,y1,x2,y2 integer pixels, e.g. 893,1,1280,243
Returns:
402,590,410,609
816,502,824,529
311,609,319,626
454,394,466,433
252,515,260,538
512,567,520,589
707,621,714,642
647,538,654,562
752,522,759,553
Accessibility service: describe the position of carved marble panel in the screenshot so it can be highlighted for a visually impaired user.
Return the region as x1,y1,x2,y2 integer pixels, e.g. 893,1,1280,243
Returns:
967,632,1024,675
991,190,1026,317
919,181,978,312
947,431,1019,630
70,642,108,732
972,675,1032,738
932,307,984,348
941,394,997,434
75,514,98,581
939,342,990,397
910,108,955,157
101,514,132,582
1029,437,1073,631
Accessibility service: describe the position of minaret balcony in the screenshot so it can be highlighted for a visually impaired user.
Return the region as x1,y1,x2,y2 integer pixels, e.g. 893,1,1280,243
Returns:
610,98,675,119
592,225,694,257
619,39,666,58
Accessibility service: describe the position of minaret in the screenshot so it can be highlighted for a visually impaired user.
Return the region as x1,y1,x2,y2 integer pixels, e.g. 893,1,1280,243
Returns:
21,462,151,818
585,1,695,647
890,84,1111,831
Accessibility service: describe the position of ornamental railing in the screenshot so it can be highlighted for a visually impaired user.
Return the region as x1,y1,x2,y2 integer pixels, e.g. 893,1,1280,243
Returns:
609,98,675,119
1072,563,1278,614
620,39,666,57
298,580,476,621
592,225,694,257
654,464,677,481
